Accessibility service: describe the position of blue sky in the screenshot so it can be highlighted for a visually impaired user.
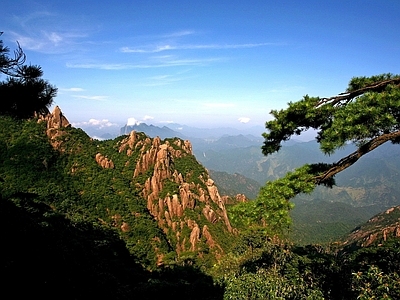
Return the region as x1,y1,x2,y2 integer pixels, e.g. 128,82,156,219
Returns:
1,0,400,133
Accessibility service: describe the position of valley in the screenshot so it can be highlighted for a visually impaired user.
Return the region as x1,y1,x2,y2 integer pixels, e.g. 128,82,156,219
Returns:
119,122,400,245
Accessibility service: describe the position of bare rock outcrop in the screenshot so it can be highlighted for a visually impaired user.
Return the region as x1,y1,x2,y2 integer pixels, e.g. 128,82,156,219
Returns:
117,131,233,259
343,205,400,247
203,205,218,223
95,153,115,169
190,223,201,251
39,106,71,149
38,111,234,263
203,225,224,257
46,106,70,129
206,179,233,232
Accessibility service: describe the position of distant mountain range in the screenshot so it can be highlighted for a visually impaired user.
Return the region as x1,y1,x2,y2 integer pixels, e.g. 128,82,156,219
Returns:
120,122,265,140
118,122,400,206
115,121,400,245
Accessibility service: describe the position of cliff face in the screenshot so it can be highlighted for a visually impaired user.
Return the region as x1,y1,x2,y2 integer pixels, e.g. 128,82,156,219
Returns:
343,205,400,248
43,108,234,263
118,131,233,259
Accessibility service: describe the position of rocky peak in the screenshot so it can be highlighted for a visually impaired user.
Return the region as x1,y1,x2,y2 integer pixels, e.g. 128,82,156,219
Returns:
39,106,71,149
46,106,70,129
118,130,233,259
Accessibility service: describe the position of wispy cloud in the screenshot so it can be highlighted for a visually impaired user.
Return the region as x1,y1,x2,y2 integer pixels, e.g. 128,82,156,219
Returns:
121,45,175,53
60,87,85,92
72,95,108,101
162,30,195,38
66,63,132,70
10,30,89,54
66,57,221,70
120,42,275,53
10,30,88,54
8,10,91,54
139,74,186,87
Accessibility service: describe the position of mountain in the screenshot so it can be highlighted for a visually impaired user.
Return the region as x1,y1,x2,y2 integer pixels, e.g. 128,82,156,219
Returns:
341,205,400,249
1,107,237,271
120,123,188,140
208,170,261,200
120,122,264,140
2,108,399,299
197,139,400,204
289,199,383,245
117,121,400,245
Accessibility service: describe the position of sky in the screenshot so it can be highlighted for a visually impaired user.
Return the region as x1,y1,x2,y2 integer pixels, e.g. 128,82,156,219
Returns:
1,0,400,134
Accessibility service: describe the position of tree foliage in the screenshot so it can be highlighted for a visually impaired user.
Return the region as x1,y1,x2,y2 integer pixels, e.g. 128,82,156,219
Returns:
0,32,57,118
231,74,400,230
263,73,400,182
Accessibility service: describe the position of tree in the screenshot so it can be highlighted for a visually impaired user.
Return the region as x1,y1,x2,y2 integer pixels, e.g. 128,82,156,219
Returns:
230,74,400,231
0,32,57,119
0,32,26,76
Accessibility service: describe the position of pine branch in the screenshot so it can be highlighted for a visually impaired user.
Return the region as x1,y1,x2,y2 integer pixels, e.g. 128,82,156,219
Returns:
316,78,400,107
314,129,400,185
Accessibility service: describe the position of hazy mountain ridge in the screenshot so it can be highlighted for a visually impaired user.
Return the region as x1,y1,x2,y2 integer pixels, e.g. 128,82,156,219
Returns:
208,170,261,200
117,120,400,208
120,122,264,140
115,121,400,246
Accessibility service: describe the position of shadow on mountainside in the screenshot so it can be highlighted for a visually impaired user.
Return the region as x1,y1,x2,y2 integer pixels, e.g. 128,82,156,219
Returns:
1,194,223,300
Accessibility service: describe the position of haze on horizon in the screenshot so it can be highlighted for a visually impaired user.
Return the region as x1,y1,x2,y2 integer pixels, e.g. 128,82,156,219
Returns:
1,0,399,133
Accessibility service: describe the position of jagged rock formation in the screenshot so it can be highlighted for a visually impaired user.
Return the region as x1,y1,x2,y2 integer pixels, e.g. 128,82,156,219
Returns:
39,106,70,149
40,109,235,263
343,205,400,247
117,130,233,259
45,105,70,129
95,153,115,169
206,179,233,232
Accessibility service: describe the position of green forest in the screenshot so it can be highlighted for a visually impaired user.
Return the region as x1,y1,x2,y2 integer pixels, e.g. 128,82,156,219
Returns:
1,35,400,299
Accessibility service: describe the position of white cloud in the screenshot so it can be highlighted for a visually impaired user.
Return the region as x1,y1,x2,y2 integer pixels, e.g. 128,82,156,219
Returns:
120,42,277,54
127,117,141,126
238,117,251,124
45,32,63,45
72,119,117,129
72,95,108,101
126,116,154,125
91,136,104,141
139,74,185,87
10,30,87,54
163,30,195,38
60,87,85,92
66,57,220,70
121,45,176,53
143,115,154,121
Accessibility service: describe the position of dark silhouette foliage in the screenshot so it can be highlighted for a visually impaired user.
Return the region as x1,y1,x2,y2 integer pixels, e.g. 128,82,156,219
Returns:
0,33,57,119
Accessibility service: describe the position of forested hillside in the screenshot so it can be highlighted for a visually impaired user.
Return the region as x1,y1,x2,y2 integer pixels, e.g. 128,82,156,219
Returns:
1,38,399,298
198,139,400,207
1,112,399,299
0,108,238,298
